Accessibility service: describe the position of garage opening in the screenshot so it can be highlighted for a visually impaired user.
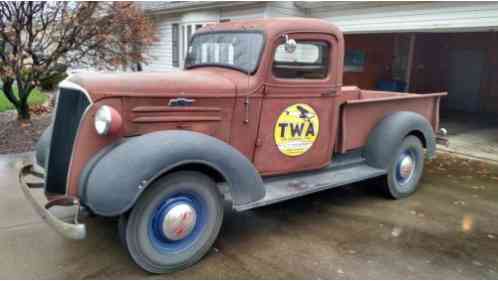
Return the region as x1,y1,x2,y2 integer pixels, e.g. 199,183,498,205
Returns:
344,32,498,161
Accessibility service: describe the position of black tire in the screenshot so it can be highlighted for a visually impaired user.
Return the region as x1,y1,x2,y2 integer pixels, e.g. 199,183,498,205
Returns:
381,135,425,199
123,171,223,273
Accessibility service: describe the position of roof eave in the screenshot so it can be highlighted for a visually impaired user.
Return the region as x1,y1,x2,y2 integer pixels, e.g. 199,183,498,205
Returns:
144,1,263,16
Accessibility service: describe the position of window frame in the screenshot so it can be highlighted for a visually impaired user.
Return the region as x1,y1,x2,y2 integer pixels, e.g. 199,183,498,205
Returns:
271,39,332,82
184,30,267,75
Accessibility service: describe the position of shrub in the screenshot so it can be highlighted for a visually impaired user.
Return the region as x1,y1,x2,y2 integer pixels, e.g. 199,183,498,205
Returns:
39,71,68,91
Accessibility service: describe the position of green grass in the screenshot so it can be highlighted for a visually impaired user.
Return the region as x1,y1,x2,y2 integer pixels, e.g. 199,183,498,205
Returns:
0,88,48,112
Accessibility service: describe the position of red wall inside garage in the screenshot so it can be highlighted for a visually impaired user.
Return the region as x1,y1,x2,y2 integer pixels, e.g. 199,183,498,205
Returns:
409,32,498,114
344,32,498,114
343,34,395,89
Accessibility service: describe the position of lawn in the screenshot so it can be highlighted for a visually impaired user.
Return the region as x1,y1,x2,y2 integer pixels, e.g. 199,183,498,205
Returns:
0,88,48,112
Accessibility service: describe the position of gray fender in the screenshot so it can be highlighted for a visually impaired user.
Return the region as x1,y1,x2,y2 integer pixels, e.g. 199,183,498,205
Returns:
35,125,52,168
364,111,436,170
79,130,265,216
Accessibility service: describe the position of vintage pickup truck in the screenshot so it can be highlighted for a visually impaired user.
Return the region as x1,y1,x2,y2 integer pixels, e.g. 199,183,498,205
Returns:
19,18,447,273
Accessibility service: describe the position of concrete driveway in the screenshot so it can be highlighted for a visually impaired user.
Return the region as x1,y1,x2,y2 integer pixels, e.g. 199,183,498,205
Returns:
1,152,497,279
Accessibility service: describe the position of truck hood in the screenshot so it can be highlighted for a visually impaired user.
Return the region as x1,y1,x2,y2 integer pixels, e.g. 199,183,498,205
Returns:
67,68,238,101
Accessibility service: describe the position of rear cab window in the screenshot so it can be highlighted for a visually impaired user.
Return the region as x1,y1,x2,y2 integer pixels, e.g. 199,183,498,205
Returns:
273,41,330,79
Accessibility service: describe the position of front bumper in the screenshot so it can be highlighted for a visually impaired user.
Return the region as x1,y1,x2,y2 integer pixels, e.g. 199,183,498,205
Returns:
18,163,86,240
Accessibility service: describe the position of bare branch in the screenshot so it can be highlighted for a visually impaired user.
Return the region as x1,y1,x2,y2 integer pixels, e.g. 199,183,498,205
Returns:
0,1,155,119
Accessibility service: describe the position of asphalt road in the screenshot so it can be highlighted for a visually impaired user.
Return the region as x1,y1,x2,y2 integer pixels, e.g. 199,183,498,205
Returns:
1,152,497,279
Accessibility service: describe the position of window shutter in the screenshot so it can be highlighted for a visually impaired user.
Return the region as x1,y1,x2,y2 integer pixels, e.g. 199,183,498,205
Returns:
172,23,179,67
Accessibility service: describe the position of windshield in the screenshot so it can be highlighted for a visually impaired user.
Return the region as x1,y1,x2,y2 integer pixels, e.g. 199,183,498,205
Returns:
185,32,264,74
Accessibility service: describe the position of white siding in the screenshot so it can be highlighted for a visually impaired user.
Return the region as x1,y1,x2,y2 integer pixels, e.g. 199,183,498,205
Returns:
179,10,219,23
308,2,498,33
143,15,179,72
266,2,306,18
220,3,267,21
143,3,268,71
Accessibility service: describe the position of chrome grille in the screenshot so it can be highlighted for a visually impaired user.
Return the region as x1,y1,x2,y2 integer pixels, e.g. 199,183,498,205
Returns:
44,87,90,194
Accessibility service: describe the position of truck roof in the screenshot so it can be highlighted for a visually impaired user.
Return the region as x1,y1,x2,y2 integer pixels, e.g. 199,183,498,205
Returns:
197,17,343,40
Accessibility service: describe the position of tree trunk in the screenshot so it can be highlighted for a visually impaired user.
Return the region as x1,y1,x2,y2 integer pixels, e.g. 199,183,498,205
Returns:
2,79,31,120
17,88,31,120
17,101,31,120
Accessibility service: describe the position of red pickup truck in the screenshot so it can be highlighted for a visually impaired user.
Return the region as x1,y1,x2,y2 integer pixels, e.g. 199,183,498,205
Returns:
19,18,447,273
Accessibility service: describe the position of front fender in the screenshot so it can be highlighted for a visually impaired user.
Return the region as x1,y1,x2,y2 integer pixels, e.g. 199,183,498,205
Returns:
79,130,265,216
364,111,436,170
35,125,52,169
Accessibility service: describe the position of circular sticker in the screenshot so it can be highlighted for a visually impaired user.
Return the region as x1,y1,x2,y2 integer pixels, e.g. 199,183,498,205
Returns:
274,104,319,157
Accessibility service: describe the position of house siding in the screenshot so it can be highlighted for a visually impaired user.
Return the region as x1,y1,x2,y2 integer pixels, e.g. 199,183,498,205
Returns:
220,3,267,21
266,2,306,18
308,2,498,33
143,14,179,72
142,3,267,72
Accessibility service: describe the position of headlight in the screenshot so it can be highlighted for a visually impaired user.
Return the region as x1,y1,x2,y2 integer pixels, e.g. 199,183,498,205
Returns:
94,105,122,135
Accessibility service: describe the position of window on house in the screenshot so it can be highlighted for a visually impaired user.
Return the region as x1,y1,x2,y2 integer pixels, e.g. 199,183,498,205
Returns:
273,41,330,79
171,22,213,69
172,24,180,67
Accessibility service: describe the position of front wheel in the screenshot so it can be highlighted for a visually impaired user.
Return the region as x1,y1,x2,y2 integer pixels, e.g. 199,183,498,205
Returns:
381,135,425,199
122,171,223,273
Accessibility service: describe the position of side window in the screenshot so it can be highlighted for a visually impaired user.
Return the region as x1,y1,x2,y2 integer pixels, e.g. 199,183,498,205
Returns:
273,41,329,79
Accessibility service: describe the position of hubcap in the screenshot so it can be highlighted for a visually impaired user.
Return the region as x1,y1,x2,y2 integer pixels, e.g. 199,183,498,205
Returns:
149,194,206,252
161,203,197,241
397,152,416,184
399,155,415,179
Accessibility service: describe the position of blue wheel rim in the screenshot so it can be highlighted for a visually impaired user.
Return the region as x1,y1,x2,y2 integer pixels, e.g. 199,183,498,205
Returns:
148,192,207,253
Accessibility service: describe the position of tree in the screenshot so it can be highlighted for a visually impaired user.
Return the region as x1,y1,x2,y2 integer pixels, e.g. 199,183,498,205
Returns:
0,2,155,120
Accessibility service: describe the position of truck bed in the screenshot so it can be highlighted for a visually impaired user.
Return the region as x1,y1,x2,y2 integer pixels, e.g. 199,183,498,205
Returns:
336,87,447,153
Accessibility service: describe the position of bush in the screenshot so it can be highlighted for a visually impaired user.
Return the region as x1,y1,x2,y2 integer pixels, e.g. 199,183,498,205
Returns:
18,64,68,91
39,71,68,91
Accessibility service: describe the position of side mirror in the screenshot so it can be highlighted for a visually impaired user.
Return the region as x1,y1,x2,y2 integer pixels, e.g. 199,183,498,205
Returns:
283,34,296,54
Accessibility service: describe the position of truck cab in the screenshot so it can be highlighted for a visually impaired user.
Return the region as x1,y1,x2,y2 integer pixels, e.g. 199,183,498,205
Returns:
19,18,446,273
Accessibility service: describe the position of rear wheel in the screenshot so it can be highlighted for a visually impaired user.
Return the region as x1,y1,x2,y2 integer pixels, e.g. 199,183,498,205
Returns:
122,171,223,273
381,135,425,199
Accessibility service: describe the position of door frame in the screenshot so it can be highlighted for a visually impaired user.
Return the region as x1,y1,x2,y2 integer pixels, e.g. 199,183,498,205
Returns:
253,32,341,175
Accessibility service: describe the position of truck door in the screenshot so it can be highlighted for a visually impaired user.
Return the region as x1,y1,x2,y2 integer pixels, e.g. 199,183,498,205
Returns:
254,33,340,175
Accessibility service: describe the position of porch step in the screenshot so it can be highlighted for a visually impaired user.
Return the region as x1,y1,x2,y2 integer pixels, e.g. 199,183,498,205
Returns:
235,163,386,211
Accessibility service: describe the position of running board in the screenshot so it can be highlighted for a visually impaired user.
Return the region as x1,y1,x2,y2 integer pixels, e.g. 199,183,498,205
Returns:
234,164,386,212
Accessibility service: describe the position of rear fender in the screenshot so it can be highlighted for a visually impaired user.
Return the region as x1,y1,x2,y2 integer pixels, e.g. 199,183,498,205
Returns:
79,130,265,216
364,111,436,170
